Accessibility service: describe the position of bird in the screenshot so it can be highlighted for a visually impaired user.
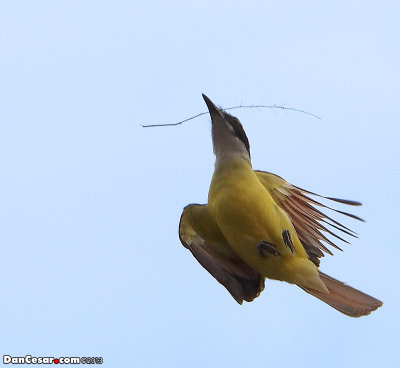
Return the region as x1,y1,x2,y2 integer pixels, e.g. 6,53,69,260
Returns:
179,94,383,317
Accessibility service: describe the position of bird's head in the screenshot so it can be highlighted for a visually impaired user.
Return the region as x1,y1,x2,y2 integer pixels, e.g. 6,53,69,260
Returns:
202,94,251,162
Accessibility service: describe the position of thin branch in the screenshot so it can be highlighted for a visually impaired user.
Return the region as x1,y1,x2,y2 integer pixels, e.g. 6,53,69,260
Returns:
140,104,321,128
141,111,209,128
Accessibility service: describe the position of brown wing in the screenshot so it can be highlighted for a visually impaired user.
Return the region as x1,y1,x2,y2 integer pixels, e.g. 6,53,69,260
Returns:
179,204,265,304
255,171,364,267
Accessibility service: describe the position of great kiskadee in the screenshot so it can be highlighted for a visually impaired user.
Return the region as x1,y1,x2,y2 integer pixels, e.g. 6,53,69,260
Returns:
179,94,382,317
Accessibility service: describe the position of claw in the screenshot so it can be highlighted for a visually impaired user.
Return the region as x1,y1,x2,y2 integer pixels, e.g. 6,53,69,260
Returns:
257,240,280,257
282,230,294,253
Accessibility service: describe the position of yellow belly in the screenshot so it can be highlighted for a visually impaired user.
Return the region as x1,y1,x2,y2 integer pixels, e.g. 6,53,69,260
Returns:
208,157,315,284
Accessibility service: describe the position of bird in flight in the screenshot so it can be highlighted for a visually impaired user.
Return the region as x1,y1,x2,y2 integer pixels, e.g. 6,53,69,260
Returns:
179,94,382,317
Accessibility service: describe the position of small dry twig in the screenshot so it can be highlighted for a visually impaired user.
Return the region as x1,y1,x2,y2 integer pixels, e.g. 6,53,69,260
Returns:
141,104,321,128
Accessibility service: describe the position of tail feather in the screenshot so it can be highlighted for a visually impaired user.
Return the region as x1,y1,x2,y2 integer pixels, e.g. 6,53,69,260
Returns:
300,272,383,317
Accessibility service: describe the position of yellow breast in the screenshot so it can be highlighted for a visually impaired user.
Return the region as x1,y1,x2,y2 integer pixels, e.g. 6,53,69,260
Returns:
208,157,311,282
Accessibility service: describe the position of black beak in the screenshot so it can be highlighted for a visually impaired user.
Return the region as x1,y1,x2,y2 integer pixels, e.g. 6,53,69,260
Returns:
202,94,223,118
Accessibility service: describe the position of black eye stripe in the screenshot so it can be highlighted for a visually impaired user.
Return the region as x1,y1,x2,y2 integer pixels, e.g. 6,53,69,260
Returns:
224,113,251,156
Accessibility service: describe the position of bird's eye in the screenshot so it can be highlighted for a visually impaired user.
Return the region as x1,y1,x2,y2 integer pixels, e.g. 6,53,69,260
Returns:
226,122,235,135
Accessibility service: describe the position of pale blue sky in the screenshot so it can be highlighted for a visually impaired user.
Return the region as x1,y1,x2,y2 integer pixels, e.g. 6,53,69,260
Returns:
1,1,399,367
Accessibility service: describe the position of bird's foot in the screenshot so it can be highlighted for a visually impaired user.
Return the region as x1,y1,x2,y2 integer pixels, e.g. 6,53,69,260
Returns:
282,230,294,253
257,241,280,257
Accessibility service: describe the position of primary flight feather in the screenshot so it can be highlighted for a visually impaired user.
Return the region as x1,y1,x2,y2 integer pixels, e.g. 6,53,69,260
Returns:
179,94,382,317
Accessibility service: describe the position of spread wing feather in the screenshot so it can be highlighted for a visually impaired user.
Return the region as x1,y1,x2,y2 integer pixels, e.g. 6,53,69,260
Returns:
179,173,364,301
255,171,363,267
179,204,265,304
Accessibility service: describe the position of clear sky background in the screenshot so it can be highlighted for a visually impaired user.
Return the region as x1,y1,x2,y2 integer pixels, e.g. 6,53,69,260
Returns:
1,1,399,367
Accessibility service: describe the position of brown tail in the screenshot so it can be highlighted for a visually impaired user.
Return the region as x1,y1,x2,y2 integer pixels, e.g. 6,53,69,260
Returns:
300,272,383,317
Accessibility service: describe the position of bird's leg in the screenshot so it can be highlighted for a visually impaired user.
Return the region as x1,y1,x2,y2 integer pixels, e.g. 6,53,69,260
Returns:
257,240,280,257
282,230,294,253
